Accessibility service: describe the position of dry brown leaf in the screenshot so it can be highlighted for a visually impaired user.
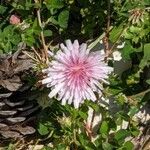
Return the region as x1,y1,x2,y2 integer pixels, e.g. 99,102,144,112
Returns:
0,102,5,107
0,48,34,92
13,59,33,74
19,106,39,116
4,99,25,107
0,130,22,138
0,76,22,91
7,117,26,123
0,110,17,116
0,93,12,98
17,104,34,111
28,145,44,150
0,58,10,73
0,123,8,128
17,126,36,135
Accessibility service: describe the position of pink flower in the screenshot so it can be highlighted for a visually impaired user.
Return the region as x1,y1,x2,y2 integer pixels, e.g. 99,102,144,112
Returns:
42,40,113,108
9,15,20,25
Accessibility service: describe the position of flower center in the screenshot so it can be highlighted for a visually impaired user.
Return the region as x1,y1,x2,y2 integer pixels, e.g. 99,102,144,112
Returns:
72,66,82,72
69,64,85,76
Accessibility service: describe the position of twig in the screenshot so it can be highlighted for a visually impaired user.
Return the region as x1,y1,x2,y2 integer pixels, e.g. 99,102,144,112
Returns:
31,46,42,61
35,0,48,63
32,139,40,150
127,89,150,105
84,122,92,141
103,0,111,61
22,51,39,62
90,109,96,131
128,89,150,98
106,0,111,38
87,94,102,141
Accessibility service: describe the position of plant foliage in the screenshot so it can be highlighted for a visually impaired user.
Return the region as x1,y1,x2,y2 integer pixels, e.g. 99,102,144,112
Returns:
0,0,150,149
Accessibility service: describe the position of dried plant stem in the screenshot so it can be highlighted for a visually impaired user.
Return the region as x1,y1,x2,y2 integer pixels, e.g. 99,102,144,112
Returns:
103,0,111,61
129,89,150,98
32,139,40,150
31,46,42,61
88,108,96,141
88,95,102,140
90,109,96,131
35,0,48,63
22,51,39,62
37,9,48,61
106,0,110,38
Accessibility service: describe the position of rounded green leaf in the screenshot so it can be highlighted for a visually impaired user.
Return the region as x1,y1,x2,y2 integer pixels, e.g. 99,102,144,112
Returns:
115,129,130,143
38,123,49,135
102,142,114,150
123,141,134,150
100,121,108,135
43,30,52,37
58,10,69,29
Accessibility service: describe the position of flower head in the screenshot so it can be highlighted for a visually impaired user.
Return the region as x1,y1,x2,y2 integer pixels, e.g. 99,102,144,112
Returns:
42,40,113,108
9,15,20,25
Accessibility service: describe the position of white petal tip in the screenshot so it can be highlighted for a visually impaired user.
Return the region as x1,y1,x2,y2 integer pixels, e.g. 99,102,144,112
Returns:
47,50,54,56
42,78,51,84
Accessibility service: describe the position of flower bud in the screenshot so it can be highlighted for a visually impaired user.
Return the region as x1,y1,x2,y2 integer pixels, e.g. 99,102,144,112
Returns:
9,15,20,25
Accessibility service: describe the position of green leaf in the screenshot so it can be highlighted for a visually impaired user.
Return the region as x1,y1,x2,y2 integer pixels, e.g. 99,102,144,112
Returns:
102,142,114,150
122,41,134,60
140,43,150,69
24,35,35,46
0,5,7,14
56,144,67,150
129,26,141,33
11,34,21,45
45,0,64,9
124,31,133,40
131,127,140,136
58,10,69,29
115,129,130,144
3,25,14,35
38,123,49,135
132,37,139,44
78,134,86,146
117,94,126,105
43,30,52,37
110,24,124,42
79,133,96,149
49,16,59,25
87,101,100,112
100,121,108,135
133,46,143,52
78,110,87,120
37,90,52,109
32,19,41,35
128,107,139,117
4,42,12,53
123,141,134,150
144,0,150,5
146,79,150,85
